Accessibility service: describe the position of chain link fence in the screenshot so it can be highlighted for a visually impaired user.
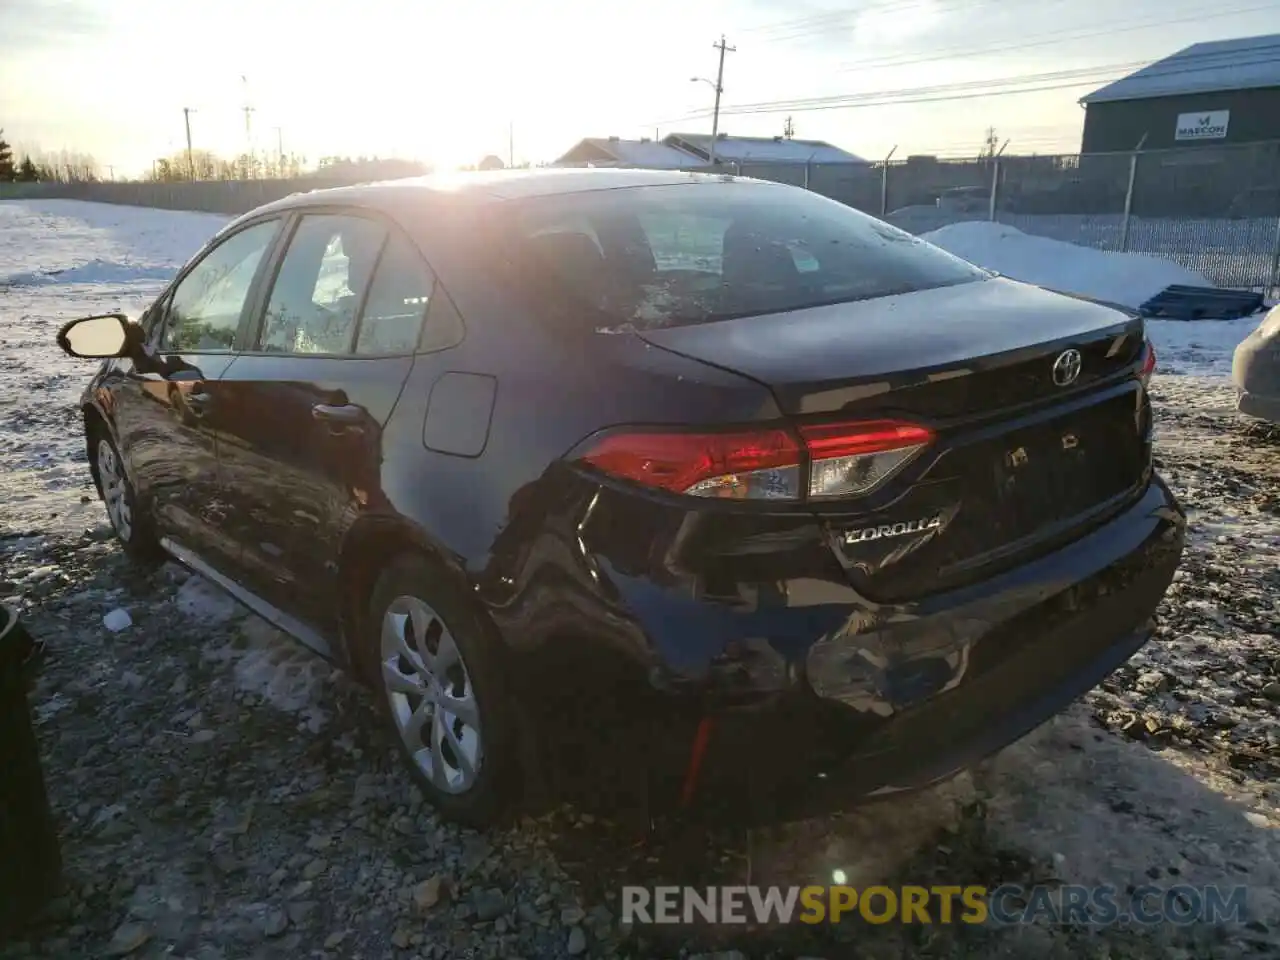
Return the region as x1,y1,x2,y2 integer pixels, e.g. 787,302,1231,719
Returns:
725,141,1280,294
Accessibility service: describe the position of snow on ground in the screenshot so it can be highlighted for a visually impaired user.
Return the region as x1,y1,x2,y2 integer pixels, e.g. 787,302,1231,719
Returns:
0,199,227,289
0,200,230,539
923,220,1208,309
923,220,1266,378
1146,317,1262,378
1,200,1278,959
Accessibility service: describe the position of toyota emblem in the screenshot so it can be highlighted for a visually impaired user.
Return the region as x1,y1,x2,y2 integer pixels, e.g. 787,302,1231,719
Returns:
1052,348,1082,387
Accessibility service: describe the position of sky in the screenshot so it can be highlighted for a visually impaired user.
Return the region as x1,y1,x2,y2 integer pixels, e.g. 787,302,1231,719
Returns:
0,0,1277,178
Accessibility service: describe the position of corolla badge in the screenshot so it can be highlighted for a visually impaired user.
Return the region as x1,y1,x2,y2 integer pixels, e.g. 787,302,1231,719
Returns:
843,515,942,545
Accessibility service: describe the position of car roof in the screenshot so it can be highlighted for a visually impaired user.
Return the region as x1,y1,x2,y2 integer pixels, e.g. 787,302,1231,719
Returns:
246,167,754,221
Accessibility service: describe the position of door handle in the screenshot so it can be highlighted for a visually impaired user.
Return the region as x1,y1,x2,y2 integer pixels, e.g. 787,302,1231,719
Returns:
312,403,364,426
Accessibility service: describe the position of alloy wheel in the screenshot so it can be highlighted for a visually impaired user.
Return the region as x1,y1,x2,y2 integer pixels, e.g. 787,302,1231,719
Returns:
380,596,484,794
96,438,133,542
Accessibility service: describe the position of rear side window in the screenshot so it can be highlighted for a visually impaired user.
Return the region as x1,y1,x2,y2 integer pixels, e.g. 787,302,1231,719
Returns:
499,182,987,331
354,234,435,355
258,214,386,354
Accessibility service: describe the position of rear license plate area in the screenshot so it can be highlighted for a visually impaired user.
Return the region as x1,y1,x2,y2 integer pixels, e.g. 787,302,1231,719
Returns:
979,393,1144,537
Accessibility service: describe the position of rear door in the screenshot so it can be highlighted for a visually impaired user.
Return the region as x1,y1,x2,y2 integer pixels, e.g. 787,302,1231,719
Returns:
215,209,437,639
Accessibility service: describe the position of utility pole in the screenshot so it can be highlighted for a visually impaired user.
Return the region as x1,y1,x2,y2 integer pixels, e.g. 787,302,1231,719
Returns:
983,126,998,159
107,165,115,181
241,76,255,146
183,107,196,180
692,36,735,167
709,35,734,166
783,116,795,140
274,126,284,174
508,121,514,168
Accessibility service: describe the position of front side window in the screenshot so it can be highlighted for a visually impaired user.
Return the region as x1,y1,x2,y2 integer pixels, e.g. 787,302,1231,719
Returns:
499,182,988,331
258,214,387,355
160,220,279,352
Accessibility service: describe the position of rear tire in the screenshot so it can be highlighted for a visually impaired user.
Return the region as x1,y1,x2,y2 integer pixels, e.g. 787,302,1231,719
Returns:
90,427,163,567
364,553,517,828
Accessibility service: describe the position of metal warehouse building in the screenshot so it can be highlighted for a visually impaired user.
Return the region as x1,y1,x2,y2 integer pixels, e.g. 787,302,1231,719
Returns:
1080,33,1280,153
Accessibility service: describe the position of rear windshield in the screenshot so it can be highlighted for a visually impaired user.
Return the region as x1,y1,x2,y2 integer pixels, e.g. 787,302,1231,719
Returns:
494,181,987,331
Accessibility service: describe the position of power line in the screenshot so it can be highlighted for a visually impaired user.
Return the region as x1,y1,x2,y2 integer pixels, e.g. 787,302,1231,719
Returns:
730,0,1266,62
644,3,1278,131
738,0,991,42
664,42,1280,122
831,1,1280,74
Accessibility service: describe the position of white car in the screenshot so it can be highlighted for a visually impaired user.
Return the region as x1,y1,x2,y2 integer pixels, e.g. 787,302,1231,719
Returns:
1233,305,1280,423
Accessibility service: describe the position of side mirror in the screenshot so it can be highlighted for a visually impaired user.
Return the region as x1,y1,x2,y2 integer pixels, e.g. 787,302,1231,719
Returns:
56,313,134,359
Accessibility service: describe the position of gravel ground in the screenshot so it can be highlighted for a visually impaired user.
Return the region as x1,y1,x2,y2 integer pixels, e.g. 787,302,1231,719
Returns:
0,376,1274,960
1,201,1277,959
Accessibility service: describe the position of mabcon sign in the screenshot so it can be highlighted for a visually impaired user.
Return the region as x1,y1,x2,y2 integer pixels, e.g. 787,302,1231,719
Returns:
1175,110,1230,141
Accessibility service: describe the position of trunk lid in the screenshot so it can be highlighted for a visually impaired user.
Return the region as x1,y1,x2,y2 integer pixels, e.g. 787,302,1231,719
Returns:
636,277,1145,418
637,276,1152,602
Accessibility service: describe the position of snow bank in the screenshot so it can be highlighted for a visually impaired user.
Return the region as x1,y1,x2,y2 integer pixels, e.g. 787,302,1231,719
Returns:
0,199,228,292
922,221,1210,310
919,221,1263,379
4,259,178,287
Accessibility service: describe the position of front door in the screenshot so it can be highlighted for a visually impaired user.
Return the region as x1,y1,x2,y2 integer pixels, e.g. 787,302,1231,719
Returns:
216,211,435,637
111,218,283,572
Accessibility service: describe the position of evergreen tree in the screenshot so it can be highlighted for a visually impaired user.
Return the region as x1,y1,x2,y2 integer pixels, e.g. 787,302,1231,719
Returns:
18,156,38,181
0,130,15,181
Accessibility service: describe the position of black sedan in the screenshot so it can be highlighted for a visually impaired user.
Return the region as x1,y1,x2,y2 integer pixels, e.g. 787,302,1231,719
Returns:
56,169,1185,827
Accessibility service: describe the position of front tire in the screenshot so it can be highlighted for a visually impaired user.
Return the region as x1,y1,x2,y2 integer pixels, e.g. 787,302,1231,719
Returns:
365,553,517,828
91,429,162,565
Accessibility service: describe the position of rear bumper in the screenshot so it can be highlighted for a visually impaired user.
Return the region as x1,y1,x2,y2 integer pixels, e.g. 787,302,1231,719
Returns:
1232,324,1280,423
494,457,1184,820
1237,389,1280,424
520,476,1184,821
690,568,1169,824
670,478,1183,820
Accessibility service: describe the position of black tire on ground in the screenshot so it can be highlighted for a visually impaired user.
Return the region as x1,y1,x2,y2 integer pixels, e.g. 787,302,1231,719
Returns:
88,424,164,567
364,552,518,828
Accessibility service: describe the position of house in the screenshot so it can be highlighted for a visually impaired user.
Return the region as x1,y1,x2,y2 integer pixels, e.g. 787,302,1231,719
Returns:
1079,33,1280,152
553,133,866,169
661,133,866,165
554,137,708,169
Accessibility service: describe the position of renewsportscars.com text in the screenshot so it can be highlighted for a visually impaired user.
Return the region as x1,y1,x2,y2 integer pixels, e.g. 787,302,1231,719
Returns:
620,884,1249,926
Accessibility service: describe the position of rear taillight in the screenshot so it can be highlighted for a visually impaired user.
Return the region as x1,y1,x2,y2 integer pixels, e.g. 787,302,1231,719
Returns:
578,428,803,500
577,420,934,501
800,421,934,499
1139,340,1156,386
